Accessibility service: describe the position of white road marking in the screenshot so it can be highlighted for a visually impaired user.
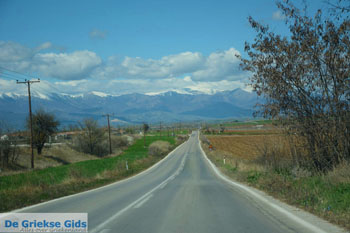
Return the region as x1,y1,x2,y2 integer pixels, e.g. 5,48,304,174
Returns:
197,133,328,233
159,182,168,189
90,154,187,233
98,229,111,233
133,194,153,208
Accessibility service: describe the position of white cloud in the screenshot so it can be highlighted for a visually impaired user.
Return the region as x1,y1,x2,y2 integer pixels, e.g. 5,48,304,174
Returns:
184,76,192,82
0,41,33,63
89,29,107,39
272,10,286,21
0,41,248,89
0,41,102,80
119,51,204,79
192,48,243,81
35,42,52,52
94,48,245,82
32,51,102,80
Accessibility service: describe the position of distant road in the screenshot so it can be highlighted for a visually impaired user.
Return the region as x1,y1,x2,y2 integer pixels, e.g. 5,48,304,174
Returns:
16,132,344,233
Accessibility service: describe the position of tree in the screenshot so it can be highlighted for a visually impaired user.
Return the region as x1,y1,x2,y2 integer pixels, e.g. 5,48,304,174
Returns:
27,109,59,155
76,118,107,156
143,123,149,147
219,124,225,134
239,1,350,172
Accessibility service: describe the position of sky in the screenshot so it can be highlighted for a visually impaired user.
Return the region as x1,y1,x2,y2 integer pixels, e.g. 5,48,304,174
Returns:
0,0,326,96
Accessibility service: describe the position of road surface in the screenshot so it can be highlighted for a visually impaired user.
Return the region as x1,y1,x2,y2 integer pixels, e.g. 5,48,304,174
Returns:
16,131,344,233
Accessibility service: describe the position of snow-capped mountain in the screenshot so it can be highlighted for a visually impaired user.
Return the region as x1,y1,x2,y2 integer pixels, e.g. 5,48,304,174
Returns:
0,87,262,128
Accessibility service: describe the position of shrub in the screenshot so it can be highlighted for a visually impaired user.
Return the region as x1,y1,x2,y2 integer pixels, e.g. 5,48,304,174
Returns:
255,135,294,172
148,141,171,157
73,119,107,157
111,136,130,149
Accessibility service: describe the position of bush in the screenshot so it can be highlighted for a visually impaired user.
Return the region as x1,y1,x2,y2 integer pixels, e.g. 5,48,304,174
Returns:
111,136,130,149
0,121,19,168
176,135,189,145
255,135,295,172
148,141,171,157
73,119,107,157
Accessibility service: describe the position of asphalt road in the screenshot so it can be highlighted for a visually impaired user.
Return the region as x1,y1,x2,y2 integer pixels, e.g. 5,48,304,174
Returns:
16,131,344,233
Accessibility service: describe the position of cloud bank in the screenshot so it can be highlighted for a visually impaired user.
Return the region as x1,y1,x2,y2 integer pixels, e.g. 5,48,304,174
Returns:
0,40,250,95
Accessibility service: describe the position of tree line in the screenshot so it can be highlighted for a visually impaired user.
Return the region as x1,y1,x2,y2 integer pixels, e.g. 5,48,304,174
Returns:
0,110,131,168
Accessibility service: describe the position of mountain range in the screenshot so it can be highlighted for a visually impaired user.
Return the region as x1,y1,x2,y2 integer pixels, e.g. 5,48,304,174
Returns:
0,88,261,129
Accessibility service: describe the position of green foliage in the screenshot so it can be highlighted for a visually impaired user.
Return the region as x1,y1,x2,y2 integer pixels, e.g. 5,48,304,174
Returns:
220,163,350,229
143,123,149,133
0,136,176,211
247,171,262,184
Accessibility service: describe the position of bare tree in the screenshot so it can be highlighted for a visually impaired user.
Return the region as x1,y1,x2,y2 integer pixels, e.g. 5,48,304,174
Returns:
0,121,19,168
326,0,350,17
27,109,59,155
76,118,107,156
239,1,350,172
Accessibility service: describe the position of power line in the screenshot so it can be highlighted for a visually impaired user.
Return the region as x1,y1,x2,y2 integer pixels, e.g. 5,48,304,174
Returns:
0,66,34,82
0,66,31,78
0,73,19,81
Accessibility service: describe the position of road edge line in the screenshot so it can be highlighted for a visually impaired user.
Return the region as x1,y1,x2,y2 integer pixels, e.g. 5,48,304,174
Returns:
197,133,328,233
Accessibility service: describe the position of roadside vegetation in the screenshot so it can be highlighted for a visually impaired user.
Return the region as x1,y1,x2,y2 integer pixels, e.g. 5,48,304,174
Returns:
0,135,183,212
201,126,350,230
200,1,349,230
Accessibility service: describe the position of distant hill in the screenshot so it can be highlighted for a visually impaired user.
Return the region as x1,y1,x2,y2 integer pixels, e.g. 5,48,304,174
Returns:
0,88,262,128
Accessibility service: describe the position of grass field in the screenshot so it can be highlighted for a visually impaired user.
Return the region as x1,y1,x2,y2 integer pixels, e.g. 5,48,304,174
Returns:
0,136,176,212
202,132,350,230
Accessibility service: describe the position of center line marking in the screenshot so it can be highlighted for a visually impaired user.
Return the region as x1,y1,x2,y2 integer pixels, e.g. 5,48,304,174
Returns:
159,182,168,189
134,194,153,208
90,154,187,233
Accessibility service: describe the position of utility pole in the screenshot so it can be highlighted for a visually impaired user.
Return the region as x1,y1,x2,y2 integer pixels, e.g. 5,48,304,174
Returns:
104,114,113,154
17,79,40,169
159,121,162,138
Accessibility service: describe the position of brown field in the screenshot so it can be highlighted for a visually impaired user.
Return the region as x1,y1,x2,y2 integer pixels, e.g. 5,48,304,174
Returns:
207,134,288,161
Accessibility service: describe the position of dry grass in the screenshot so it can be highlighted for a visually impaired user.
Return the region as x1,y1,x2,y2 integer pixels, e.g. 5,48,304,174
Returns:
2,144,97,175
201,132,350,231
148,141,172,157
207,134,283,160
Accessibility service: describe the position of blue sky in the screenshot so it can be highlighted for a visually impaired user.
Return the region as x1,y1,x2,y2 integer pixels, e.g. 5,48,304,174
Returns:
0,0,326,96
